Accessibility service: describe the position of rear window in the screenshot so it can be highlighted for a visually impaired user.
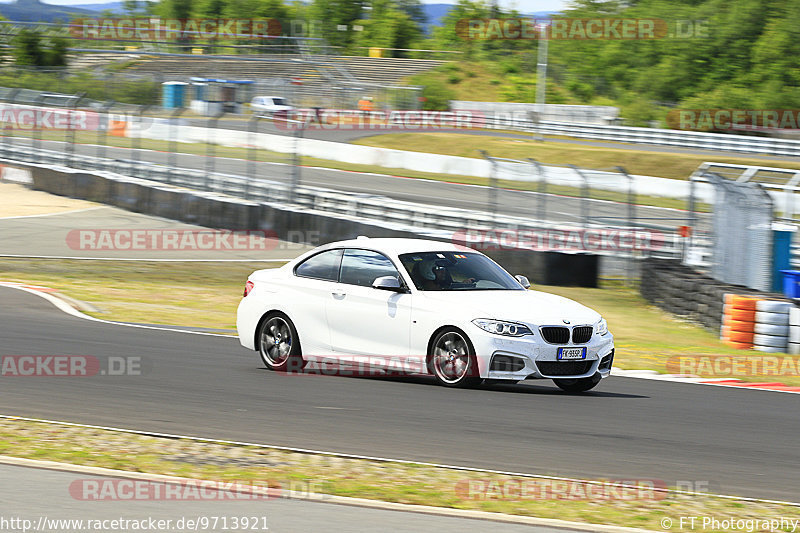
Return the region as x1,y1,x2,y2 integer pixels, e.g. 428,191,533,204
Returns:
294,249,343,281
339,249,399,287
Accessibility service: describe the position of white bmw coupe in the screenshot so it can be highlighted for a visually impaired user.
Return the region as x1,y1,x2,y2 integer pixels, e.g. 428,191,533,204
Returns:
237,237,614,391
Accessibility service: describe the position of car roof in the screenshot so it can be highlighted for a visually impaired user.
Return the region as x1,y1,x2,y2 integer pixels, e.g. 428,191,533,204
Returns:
316,237,470,256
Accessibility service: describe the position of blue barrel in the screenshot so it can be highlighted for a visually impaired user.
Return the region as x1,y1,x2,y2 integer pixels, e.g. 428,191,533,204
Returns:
773,224,797,292
162,82,187,109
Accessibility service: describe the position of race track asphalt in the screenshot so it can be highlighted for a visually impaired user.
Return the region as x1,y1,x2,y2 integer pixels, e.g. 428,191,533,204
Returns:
0,286,797,502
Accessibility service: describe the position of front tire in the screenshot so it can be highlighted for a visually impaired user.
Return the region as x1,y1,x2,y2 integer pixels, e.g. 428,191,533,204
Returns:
428,328,482,388
553,373,601,393
257,313,304,372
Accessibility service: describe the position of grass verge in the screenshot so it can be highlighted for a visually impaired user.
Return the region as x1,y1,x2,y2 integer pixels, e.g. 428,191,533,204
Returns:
5,131,698,212
0,259,270,331
0,417,798,532
353,132,800,182
1,258,796,385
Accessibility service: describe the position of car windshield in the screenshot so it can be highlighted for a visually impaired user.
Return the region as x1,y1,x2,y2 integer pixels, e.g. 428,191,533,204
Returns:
272,97,287,106
399,251,524,291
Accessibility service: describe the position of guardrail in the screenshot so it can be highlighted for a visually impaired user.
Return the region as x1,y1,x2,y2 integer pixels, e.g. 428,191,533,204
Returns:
0,142,683,261
482,117,800,157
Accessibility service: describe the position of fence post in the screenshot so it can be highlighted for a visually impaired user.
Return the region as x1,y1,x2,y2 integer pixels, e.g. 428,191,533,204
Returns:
167,106,185,184
247,114,263,195
479,150,498,219
66,92,86,169
290,118,305,203
132,105,151,177
31,92,44,163
527,158,546,221
569,164,590,229
205,110,225,188
97,100,115,165
616,165,636,285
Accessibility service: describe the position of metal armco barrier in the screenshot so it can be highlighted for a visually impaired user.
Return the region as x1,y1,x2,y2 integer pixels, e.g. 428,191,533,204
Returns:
480,117,800,158
0,144,682,262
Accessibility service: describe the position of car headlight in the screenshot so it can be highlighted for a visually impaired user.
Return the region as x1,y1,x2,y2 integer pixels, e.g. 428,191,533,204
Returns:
472,319,532,337
595,318,609,336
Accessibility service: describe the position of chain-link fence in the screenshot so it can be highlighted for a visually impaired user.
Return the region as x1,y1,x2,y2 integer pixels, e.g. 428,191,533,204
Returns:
704,172,774,292
0,90,299,186
479,152,685,283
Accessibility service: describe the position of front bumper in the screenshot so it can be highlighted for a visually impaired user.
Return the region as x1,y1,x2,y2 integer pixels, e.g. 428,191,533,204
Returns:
469,327,615,381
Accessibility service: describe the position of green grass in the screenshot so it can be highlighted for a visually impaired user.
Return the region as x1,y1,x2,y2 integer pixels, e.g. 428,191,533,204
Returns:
353,132,800,181
1,258,796,384
0,259,269,331
0,417,797,532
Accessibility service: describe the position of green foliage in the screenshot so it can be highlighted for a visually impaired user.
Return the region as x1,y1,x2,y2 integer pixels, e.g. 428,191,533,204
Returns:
419,79,455,110
12,30,67,68
352,0,422,56
12,30,44,66
0,70,158,105
420,0,800,123
311,0,365,51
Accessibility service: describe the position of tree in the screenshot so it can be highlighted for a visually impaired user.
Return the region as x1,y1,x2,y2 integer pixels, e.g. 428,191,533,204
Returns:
355,0,422,56
46,37,69,68
310,0,365,50
13,29,44,66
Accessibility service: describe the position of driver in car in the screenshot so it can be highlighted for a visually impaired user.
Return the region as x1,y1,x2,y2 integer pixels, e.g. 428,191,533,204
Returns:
420,260,452,290
419,259,477,290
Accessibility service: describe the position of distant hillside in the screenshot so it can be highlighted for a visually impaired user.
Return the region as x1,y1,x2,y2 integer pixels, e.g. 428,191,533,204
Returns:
0,0,96,21
421,5,559,34
69,1,124,12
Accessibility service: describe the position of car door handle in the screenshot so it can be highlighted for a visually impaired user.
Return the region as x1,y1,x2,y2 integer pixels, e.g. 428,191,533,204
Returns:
331,291,346,298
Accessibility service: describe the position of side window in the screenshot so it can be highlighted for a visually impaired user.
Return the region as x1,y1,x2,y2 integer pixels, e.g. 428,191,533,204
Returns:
339,249,399,287
294,249,343,281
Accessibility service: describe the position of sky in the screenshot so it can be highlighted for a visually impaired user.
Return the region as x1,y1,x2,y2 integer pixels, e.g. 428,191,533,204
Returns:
35,0,572,14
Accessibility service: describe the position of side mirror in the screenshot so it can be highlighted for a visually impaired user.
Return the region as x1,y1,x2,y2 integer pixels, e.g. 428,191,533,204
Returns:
372,276,406,292
515,275,531,289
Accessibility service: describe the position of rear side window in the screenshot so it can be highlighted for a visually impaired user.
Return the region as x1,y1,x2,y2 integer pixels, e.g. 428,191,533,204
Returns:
294,249,343,281
339,249,399,287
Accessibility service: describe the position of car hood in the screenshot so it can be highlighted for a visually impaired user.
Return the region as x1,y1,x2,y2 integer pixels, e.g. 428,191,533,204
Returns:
419,289,601,326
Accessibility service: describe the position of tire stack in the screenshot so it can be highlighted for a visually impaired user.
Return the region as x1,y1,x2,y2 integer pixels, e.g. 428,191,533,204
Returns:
753,300,792,353
639,258,794,336
789,307,800,355
697,282,730,332
721,295,757,349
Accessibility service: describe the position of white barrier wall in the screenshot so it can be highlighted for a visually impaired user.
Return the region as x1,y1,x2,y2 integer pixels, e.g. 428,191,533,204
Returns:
128,119,714,202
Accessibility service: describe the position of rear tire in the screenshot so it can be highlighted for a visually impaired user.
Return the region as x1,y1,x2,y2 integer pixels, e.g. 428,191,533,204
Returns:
428,328,482,388
257,312,304,372
553,373,601,393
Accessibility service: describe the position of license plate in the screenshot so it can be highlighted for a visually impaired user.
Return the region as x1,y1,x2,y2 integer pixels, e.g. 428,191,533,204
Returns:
557,347,587,360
